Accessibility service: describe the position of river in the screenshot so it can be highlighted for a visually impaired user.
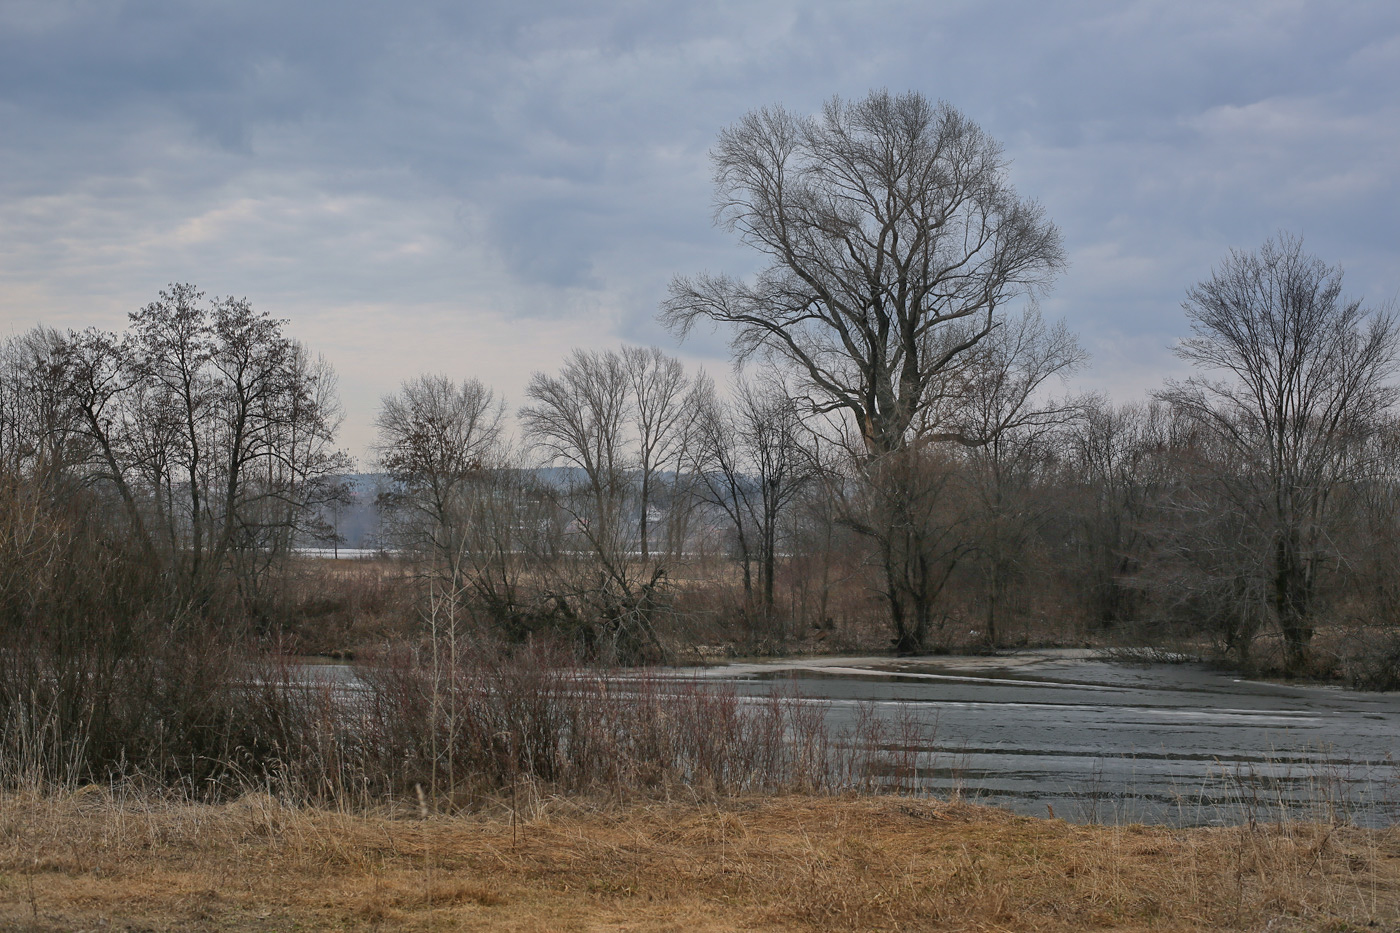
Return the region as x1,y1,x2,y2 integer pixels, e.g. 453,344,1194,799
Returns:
671,651,1400,826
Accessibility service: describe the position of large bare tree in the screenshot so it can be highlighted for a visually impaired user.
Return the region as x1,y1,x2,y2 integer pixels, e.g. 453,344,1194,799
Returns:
662,90,1065,458
662,91,1067,652
1160,233,1400,672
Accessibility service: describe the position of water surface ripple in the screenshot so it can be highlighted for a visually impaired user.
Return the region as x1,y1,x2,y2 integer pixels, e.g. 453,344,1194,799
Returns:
674,651,1400,826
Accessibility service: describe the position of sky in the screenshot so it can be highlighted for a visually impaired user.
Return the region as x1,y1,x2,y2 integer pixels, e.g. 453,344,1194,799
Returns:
2,0,1398,460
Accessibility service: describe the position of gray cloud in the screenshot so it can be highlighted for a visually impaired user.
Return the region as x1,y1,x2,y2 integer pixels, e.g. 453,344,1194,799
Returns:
2,0,1397,453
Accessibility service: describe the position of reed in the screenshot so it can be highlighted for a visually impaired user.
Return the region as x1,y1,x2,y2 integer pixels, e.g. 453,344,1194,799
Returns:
0,635,926,810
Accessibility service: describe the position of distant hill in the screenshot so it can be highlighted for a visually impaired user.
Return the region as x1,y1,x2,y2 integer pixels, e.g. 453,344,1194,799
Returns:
319,467,742,551
322,473,382,549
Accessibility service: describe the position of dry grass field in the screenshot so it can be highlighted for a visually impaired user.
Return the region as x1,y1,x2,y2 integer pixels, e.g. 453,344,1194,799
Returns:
1,788,1397,932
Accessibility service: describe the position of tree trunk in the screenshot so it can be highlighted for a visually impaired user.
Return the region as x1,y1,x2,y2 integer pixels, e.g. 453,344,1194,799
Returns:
1273,534,1315,675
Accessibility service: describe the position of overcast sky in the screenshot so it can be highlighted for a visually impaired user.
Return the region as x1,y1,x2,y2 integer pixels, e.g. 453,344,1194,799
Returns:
3,0,1398,459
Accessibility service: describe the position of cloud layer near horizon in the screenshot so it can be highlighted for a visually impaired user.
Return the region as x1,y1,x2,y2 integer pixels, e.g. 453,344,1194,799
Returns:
3,0,1398,456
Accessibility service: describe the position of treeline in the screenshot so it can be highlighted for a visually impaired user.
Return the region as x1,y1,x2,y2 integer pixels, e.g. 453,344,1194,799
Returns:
362,238,1400,686
0,284,347,629
364,326,1400,687
4,274,1400,686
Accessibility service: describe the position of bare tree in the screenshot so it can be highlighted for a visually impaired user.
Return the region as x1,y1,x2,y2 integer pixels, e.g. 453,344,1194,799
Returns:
690,377,758,598
692,373,814,633
374,374,505,554
1159,233,1400,672
521,347,679,660
521,349,633,572
663,90,1065,457
959,309,1086,646
663,90,1068,651
374,374,508,649
621,346,691,563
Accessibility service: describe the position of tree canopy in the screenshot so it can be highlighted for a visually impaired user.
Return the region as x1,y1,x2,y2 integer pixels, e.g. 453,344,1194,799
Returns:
663,90,1065,456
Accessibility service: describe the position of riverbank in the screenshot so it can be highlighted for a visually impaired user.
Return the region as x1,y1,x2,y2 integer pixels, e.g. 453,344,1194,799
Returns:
2,790,1397,931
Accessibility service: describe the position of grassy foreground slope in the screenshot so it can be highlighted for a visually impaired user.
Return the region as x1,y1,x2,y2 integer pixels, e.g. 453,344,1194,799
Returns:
1,791,1397,932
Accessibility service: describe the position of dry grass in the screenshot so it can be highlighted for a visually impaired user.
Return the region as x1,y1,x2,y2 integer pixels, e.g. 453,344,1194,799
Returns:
282,557,419,655
1,789,1396,932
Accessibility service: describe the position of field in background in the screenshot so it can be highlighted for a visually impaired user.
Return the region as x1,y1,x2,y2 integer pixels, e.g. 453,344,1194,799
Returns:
279,552,1086,662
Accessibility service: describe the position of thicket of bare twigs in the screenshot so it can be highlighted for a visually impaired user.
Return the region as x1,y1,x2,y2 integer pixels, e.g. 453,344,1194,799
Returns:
0,493,923,804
